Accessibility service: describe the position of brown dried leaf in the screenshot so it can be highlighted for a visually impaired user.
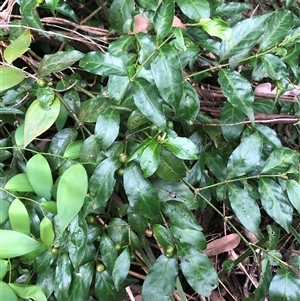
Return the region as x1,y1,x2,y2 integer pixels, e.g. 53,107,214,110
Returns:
172,16,186,29
204,233,241,257
210,290,226,301
133,14,150,34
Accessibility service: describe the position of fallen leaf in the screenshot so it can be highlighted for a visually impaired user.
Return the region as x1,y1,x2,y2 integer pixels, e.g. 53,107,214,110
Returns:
172,16,186,29
133,14,150,33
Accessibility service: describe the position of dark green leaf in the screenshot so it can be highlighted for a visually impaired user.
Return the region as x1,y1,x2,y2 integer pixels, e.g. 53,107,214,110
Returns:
108,35,135,56
286,179,300,215
255,124,282,151
205,152,227,181
100,234,118,274
55,253,72,296
254,258,272,301
215,3,252,15
136,33,156,65
142,254,178,301
176,0,210,21
153,224,174,250
227,133,262,178
124,163,160,219
258,178,293,232
107,76,130,103
107,218,130,246
112,248,131,290
127,109,148,131
164,137,198,160
135,0,157,10
177,243,218,297
261,54,288,80
140,140,161,178
0,199,11,224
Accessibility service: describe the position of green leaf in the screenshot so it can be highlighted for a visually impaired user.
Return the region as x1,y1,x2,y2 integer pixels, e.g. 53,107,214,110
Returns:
153,0,174,41
132,78,166,127
176,0,210,21
112,248,131,290
227,133,262,178
38,51,84,77
127,109,148,130
177,243,218,297
0,199,11,224
4,29,31,63
124,163,160,219
45,0,60,14
107,75,130,103
164,137,198,160
100,234,118,274
259,9,294,52
0,281,19,301
9,283,47,301
135,0,157,10
40,201,57,215
162,201,202,231
200,18,232,41
218,69,255,125
26,154,53,199
40,217,55,249
151,44,183,107
253,258,272,300
286,180,300,215
205,152,226,181
140,140,161,178
0,230,43,258
4,173,34,192
153,224,174,250
89,157,121,209
8,198,31,235
269,268,300,301
155,148,186,181
55,252,72,296
24,98,60,147
0,67,25,92
142,254,178,301
108,0,135,32
64,140,84,159
95,108,120,149
79,52,128,76
57,164,88,234
261,147,299,174
228,184,262,238
258,178,293,232
261,54,288,81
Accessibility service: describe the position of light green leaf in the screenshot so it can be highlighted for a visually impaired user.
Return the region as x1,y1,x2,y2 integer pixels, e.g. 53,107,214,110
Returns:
26,154,53,199
286,180,300,215
142,254,178,301
8,198,30,235
0,67,25,92
0,281,19,301
112,248,131,290
40,201,57,215
228,184,262,238
4,173,34,192
9,283,47,301
261,54,288,80
38,51,84,77
258,178,293,232
24,98,60,147
177,243,218,297
140,141,161,178
218,69,255,125
176,0,210,21
0,230,43,258
57,164,88,234
40,217,55,249
164,137,198,160
227,133,262,178
64,140,84,159
4,29,31,63
200,18,232,41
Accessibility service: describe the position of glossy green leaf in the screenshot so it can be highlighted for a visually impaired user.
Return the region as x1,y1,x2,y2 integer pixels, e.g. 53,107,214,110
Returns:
135,0,157,10
40,201,57,215
136,33,156,65
20,0,45,32
127,109,148,130
4,173,34,192
127,207,148,234
124,163,160,219
261,54,288,80
156,148,186,181
24,98,60,147
45,0,60,14
0,67,25,92
176,0,210,21
162,201,202,231
153,224,174,250
227,133,262,178
255,124,282,151
286,180,300,215
261,147,299,174
95,108,120,149
0,199,11,224
100,234,118,274
200,18,232,41
40,217,55,249
79,96,111,122
112,248,131,290
26,154,53,199
205,152,227,181
57,164,88,234
38,51,84,77
109,0,134,32
142,254,178,301
228,184,262,238
151,44,183,107
0,230,43,258
177,243,218,297
132,78,166,128
9,283,47,301
153,0,174,41
140,141,161,177
0,281,19,301
107,75,130,103
55,252,72,296
79,52,128,76
164,137,198,160
8,198,31,235
259,9,294,51
258,178,293,232
4,29,31,63
218,69,255,124
269,268,300,301
89,157,121,209
215,3,252,15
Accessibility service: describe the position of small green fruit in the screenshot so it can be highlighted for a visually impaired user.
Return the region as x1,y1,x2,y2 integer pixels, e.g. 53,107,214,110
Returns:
114,242,122,251
86,215,96,225
37,78,47,87
51,247,59,255
167,121,174,129
165,245,175,257
96,263,105,273
119,153,128,163
116,168,124,176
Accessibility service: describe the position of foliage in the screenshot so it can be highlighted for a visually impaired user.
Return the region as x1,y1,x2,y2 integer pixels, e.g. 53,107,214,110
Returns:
0,0,300,300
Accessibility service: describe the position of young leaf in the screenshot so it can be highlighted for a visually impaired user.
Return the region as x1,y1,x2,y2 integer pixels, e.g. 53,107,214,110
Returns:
140,140,161,178
286,179,300,215
9,283,47,301
177,243,218,297
227,133,262,178
95,108,120,149
4,29,31,63
0,230,43,259
228,184,262,238
164,137,198,160
123,163,160,219
40,217,55,249
176,0,210,21
24,98,60,147
0,67,25,92
26,154,53,199
63,140,84,159
258,178,293,232
0,281,19,301
57,164,88,234
200,18,232,41
142,254,178,301
112,248,131,290
4,173,34,192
